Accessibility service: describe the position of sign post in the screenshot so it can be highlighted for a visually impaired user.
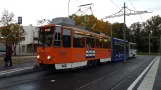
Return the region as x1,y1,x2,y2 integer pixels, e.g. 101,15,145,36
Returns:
18,17,22,24
18,16,22,63
159,35,161,55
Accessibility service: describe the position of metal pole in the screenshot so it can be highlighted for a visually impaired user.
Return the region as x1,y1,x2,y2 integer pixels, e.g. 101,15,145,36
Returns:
123,2,126,62
159,35,161,55
19,27,20,63
110,24,113,62
68,0,71,18
32,30,35,55
111,25,112,38
149,33,150,55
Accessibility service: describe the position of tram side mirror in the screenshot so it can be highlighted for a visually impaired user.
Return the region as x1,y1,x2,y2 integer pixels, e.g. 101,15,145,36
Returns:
108,50,110,52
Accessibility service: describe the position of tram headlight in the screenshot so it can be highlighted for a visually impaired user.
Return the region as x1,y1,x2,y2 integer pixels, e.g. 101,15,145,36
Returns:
37,55,40,59
47,56,51,60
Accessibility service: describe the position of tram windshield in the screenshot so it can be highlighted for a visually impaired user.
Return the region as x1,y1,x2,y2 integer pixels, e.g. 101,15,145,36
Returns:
130,43,136,49
38,27,54,47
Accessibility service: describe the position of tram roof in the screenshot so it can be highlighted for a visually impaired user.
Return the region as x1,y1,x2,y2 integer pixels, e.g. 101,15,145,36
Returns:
113,38,128,42
39,24,110,38
129,42,136,44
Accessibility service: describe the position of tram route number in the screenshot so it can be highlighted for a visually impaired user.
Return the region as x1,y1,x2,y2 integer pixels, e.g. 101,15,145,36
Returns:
62,64,67,68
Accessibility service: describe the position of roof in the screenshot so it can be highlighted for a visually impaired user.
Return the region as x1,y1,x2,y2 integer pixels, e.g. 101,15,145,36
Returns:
113,38,128,42
51,17,75,27
39,24,110,38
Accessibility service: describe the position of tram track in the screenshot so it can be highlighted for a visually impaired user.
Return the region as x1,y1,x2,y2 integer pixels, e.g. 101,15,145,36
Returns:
110,56,157,90
75,56,155,90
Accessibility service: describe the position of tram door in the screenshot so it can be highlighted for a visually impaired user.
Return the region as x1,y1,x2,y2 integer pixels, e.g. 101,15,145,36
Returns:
86,35,95,58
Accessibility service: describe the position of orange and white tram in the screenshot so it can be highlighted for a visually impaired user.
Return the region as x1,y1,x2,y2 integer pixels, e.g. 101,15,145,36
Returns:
36,24,111,70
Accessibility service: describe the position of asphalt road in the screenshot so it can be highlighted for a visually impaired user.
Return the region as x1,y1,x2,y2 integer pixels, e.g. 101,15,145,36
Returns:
0,55,157,90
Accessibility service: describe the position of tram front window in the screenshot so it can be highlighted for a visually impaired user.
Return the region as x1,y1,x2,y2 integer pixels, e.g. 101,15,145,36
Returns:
39,27,54,47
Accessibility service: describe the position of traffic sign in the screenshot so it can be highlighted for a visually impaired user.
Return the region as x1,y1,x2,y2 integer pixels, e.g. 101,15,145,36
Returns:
18,16,22,24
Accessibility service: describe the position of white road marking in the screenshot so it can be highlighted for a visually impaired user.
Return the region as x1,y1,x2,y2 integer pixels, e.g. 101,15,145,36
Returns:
137,57,160,90
0,66,32,73
51,80,55,82
127,56,158,90
0,66,33,76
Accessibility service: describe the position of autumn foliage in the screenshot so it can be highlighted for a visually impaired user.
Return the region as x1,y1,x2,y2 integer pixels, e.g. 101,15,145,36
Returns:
69,14,111,36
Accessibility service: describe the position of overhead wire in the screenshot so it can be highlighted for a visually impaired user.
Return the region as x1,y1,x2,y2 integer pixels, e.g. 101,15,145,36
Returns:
110,0,121,9
129,0,143,22
109,0,135,23
75,0,82,3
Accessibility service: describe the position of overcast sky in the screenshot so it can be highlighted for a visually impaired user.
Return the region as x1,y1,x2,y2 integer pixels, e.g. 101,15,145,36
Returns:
0,0,160,27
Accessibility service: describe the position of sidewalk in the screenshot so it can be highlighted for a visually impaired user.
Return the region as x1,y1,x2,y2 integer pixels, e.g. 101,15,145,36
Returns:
153,56,161,90
0,56,37,78
0,55,36,65
0,61,36,72
0,55,37,75
0,61,37,80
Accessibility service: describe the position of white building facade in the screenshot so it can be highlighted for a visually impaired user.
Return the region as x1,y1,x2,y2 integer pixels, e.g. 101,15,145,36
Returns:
15,26,39,53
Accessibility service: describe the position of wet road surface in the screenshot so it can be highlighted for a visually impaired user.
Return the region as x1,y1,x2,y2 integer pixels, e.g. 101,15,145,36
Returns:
0,55,158,90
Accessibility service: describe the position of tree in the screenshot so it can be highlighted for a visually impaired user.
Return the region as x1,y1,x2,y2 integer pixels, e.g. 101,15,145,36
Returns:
36,19,51,25
0,10,25,55
0,10,15,53
111,23,128,39
145,15,161,52
70,14,111,36
129,22,143,52
0,10,14,26
0,23,25,55
129,15,161,52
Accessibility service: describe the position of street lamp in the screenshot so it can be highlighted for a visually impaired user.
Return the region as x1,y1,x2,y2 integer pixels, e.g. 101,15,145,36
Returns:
68,0,71,18
110,24,112,38
158,24,161,54
149,30,152,55
32,30,35,55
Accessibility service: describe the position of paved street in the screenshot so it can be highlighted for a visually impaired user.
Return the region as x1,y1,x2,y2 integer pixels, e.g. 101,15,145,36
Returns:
0,55,160,90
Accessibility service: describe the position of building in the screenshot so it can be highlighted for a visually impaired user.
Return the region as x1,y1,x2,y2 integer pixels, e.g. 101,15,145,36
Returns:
17,26,39,53
0,26,39,54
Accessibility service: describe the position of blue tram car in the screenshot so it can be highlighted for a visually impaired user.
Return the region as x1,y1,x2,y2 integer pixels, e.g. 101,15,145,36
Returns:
112,38,129,62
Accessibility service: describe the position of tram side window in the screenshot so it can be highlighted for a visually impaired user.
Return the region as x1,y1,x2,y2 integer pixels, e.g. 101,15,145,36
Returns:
114,42,119,52
63,29,71,47
95,38,102,48
73,32,85,48
103,38,110,48
120,43,124,53
130,44,133,49
54,27,61,46
133,44,136,49
114,42,117,52
126,43,129,52
86,35,95,48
